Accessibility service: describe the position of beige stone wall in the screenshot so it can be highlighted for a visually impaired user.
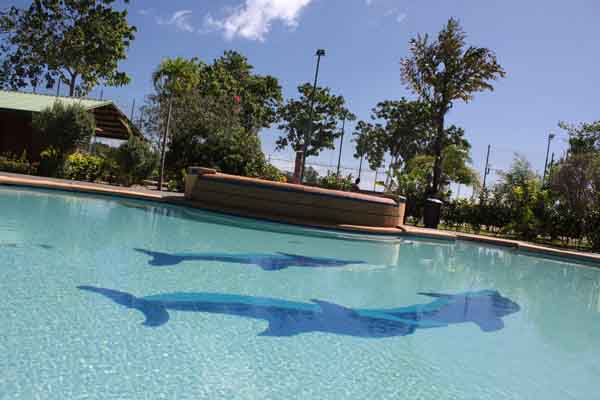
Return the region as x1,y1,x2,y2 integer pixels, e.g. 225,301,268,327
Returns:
185,169,404,228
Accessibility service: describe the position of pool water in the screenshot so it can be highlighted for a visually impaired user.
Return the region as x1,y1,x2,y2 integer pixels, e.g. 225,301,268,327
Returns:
1,186,599,399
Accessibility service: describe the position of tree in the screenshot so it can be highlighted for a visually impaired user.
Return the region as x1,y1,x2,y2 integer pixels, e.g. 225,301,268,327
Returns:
33,101,95,155
400,18,505,197
558,120,600,154
151,57,203,189
115,135,158,186
493,155,545,240
276,83,353,158
141,51,282,178
353,98,474,192
1,0,136,96
395,143,479,202
353,99,432,173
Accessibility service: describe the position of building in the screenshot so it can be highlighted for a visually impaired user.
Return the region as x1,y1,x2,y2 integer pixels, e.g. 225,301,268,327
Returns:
0,90,141,160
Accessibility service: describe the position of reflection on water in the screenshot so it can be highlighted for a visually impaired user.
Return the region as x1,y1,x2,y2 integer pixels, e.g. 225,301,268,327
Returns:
399,239,600,354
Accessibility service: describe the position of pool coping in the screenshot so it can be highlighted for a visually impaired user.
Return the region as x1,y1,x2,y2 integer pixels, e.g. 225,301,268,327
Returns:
1,172,599,267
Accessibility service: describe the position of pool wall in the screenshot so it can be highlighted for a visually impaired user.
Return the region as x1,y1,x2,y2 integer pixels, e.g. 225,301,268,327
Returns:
185,168,406,228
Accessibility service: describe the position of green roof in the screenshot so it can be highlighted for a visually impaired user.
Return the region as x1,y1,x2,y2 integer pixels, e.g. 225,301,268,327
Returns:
0,90,112,113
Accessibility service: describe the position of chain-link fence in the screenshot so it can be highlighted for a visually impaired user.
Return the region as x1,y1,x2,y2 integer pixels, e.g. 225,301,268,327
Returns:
267,155,391,192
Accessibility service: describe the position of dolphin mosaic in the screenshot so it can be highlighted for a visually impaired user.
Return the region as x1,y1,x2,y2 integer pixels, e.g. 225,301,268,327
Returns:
78,286,520,338
134,248,365,271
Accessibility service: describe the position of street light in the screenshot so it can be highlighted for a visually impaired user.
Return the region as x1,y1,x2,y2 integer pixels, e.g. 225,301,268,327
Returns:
336,111,348,177
542,132,556,184
300,49,326,183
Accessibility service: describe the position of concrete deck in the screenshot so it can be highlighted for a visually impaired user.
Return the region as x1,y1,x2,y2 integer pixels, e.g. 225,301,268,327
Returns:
2,171,599,266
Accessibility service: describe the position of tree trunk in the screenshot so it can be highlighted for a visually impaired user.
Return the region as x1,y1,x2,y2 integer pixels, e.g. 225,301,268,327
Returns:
68,74,77,97
429,113,445,197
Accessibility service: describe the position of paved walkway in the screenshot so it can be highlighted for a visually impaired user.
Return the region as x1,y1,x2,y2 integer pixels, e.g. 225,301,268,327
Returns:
1,171,599,266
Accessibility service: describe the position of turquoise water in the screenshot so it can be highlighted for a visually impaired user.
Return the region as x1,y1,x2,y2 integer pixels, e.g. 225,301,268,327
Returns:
1,186,599,399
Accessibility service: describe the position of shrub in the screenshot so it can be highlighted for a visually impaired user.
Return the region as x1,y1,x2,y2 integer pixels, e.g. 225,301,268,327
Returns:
259,164,287,183
584,201,600,251
33,102,95,155
63,152,105,182
0,151,37,174
115,136,158,186
38,147,63,177
319,171,354,191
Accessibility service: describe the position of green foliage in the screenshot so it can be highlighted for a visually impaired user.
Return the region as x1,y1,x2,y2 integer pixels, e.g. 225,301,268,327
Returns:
585,203,600,251
303,166,320,185
115,136,158,186
141,51,282,178
400,18,505,196
33,102,95,156
276,83,354,158
353,99,432,172
558,120,600,154
38,147,63,177
257,164,287,183
319,171,355,191
63,152,105,182
441,152,600,251
1,0,136,95
0,151,36,174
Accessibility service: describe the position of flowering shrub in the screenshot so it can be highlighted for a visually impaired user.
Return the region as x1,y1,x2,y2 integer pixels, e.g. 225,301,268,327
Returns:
63,152,105,182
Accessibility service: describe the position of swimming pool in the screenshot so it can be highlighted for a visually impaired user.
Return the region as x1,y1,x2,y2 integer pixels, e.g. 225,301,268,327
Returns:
1,185,599,399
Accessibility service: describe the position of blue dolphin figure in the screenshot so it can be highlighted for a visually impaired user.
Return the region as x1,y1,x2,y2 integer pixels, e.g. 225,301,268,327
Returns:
78,286,520,337
134,248,365,271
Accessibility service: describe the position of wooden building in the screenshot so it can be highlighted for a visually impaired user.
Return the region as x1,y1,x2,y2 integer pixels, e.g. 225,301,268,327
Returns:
0,90,140,160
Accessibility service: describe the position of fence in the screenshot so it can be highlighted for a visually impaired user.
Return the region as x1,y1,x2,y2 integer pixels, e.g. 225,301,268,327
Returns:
267,155,391,192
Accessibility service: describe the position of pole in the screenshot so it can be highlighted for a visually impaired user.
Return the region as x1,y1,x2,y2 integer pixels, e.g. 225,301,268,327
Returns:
373,169,378,191
130,99,136,121
336,114,346,177
158,95,173,192
56,81,61,97
547,152,555,185
300,50,325,183
482,144,491,190
358,155,364,180
543,133,555,184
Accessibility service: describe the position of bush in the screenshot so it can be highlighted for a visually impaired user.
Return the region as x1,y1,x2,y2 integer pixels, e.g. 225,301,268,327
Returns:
585,203,600,251
38,147,63,177
33,102,95,155
63,152,105,182
115,136,158,186
0,151,37,174
319,171,354,191
258,164,287,183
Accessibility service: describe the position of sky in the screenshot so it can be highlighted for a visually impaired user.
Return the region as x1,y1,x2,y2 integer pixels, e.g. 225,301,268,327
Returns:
11,0,600,191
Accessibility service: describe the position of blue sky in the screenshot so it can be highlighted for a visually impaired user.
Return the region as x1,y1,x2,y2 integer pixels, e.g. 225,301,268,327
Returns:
18,0,600,189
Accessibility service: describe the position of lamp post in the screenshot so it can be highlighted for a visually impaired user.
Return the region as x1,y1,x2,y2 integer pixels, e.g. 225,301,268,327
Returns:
300,49,326,183
543,132,556,184
158,94,173,191
336,111,347,177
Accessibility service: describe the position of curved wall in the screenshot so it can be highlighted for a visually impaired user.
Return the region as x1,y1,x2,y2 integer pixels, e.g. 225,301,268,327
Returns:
185,168,405,228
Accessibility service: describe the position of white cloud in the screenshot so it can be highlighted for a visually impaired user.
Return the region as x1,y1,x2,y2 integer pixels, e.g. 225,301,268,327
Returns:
156,10,195,33
396,12,407,23
138,8,154,16
383,7,407,23
204,0,314,41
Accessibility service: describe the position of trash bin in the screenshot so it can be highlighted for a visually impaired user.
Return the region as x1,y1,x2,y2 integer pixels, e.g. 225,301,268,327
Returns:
423,198,443,229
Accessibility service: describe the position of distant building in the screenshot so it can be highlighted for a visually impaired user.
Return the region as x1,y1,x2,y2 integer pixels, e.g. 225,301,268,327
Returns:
0,90,141,160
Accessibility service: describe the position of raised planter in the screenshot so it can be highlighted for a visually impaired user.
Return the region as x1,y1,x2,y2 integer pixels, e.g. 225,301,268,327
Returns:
185,167,406,228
